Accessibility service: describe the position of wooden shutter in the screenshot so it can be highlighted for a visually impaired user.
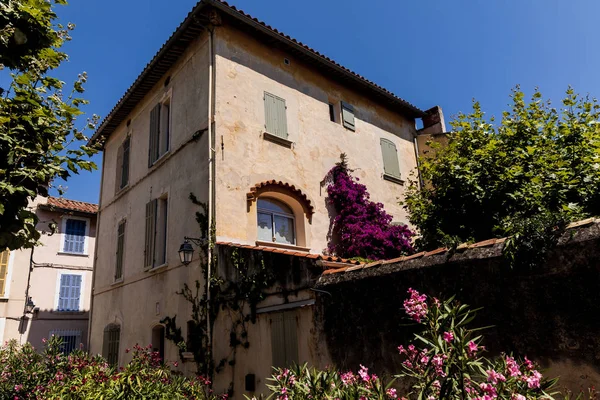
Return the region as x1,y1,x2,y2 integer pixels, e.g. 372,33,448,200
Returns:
144,200,157,269
380,138,401,178
148,104,161,167
264,92,288,139
115,220,126,280
341,102,355,131
0,250,9,297
103,325,120,366
283,311,298,366
59,274,81,311
270,312,286,368
121,137,130,189
115,142,124,192
71,275,82,310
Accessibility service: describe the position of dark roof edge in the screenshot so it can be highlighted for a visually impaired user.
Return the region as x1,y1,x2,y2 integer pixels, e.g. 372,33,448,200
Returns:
91,0,425,146
38,204,98,216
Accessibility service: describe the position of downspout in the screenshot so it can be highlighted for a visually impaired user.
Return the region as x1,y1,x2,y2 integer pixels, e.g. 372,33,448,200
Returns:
206,24,215,369
20,247,35,343
413,135,423,190
87,149,106,351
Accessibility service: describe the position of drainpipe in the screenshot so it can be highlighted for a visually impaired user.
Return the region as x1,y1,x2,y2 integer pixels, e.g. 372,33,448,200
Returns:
206,24,215,369
413,135,423,190
87,149,106,351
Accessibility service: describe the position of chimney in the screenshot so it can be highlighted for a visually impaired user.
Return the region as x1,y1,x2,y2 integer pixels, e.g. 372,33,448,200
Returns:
419,106,446,136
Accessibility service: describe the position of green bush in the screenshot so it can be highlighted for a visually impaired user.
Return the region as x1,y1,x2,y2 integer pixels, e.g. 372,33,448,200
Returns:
0,337,221,399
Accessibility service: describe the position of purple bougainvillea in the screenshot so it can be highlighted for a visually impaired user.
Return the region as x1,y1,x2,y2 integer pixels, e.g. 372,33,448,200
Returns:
324,154,414,260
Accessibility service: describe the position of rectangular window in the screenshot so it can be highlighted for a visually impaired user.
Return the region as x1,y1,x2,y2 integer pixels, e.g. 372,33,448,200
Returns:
328,103,336,122
57,274,82,311
103,325,120,366
115,220,126,281
0,250,9,297
144,197,168,269
148,99,171,167
116,136,131,191
63,219,87,254
264,92,288,139
380,138,402,181
341,101,355,131
49,329,82,354
270,310,298,368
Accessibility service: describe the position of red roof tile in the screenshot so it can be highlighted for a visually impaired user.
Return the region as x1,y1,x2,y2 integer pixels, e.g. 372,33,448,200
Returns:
216,242,362,265
45,197,98,214
247,180,314,216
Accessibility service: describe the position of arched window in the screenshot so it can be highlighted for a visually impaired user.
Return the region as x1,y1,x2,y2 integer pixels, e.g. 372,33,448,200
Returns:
103,324,120,366
257,198,295,245
152,325,165,362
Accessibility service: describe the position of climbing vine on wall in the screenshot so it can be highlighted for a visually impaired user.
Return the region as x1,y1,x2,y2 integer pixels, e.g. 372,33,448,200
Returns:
162,193,277,395
323,153,415,260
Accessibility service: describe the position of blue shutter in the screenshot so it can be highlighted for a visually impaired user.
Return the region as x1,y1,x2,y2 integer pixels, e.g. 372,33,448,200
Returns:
58,274,82,311
64,219,86,254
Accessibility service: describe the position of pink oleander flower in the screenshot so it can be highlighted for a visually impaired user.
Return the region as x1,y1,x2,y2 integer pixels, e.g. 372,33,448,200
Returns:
524,370,542,389
467,341,478,356
403,288,428,323
386,388,398,399
505,356,521,377
512,395,526,400
486,369,506,384
479,382,498,398
358,365,370,382
443,331,454,343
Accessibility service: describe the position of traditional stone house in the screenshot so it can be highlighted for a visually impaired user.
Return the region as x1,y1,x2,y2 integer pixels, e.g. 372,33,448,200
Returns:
0,196,97,352
88,0,443,396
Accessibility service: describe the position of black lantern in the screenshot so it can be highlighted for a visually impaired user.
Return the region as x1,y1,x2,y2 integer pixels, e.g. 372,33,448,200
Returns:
25,297,35,314
178,240,194,265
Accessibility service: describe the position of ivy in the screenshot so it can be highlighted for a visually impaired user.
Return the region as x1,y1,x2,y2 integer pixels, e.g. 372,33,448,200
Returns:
324,154,414,260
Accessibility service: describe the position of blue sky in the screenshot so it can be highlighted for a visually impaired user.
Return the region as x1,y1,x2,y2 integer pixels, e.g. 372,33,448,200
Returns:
49,0,600,203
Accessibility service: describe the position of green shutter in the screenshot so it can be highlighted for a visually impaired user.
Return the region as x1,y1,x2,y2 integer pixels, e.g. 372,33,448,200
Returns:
264,92,288,138
270,312,286,368
283,311,298,366
148,104,161,167
341,102,355,131
115,142,124,192
121,137,130,188
144,200,157,269
380,138,401,178
115,220,126,280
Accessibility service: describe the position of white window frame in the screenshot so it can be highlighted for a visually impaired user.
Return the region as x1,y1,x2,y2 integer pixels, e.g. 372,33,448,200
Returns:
54,272,85,312
157,90,172,162
257,198,296,245
0,250,15,300
60,216,91,255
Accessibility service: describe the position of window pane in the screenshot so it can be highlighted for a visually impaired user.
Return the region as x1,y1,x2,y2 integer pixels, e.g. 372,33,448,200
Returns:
257,198,293,215
257,213,273,242
274,215,294,245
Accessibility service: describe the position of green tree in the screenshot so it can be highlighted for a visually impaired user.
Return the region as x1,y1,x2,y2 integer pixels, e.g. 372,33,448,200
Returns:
403,87,600,267
0,0,99,250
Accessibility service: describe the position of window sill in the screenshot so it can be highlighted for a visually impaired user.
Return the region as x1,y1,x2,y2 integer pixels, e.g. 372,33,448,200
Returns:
57,252,89,257
112,278,124,286
149,150,171,170
0,298,8,302
255,240,310,252
115,184,130,196
52,310,85,315
263,132,293,148
383,174,404,185
148,263,168,273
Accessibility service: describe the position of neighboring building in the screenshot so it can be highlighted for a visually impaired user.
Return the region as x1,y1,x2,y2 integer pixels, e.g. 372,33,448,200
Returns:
0,196,97,353
88,0,443,396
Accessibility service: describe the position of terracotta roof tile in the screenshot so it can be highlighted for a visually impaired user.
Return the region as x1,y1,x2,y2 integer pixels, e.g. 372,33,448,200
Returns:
45,197,98,214
246,180,314,216
424,247,448,257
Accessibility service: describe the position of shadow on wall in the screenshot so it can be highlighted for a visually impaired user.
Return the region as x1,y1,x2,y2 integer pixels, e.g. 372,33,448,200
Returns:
19,309,90,353
316,238,600,395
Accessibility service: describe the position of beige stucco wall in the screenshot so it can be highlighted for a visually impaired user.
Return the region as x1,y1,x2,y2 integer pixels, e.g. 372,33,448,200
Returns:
89,31,211,372
213,24,418,254
0,197,96,351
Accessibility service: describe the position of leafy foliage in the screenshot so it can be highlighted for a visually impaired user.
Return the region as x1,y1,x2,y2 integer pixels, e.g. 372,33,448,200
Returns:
324,154,414,260
0,336,221,399
0,0,100,250
404,87,600,267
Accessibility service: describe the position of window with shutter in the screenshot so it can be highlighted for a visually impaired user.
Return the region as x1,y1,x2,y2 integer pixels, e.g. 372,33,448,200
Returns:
57,274,82,311
63,219,87,254
115,220,126,281
103,324,120,366
155,197,168,266
144,200,157,269
264,92,288,139
121,137,131,189
341,101,355,131
148,104,161,166
380,138,402,182
0,250,9,297
270,310,298,368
